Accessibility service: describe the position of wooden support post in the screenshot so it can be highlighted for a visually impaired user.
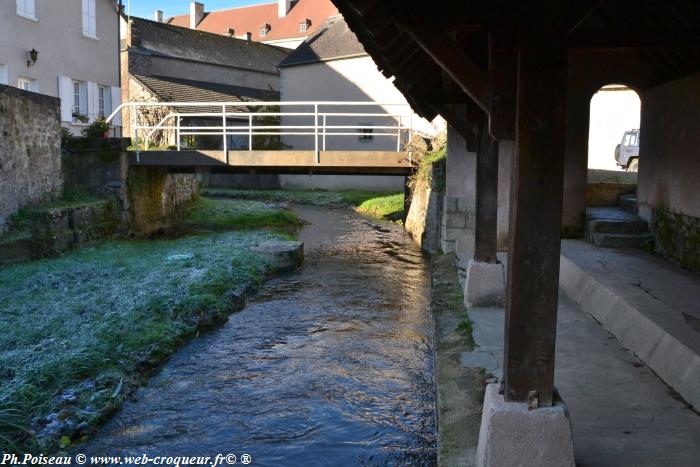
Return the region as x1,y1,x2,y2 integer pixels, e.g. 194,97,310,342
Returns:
474,119,499,264
562,87,591,230
488,30,517,141
504,10,568,407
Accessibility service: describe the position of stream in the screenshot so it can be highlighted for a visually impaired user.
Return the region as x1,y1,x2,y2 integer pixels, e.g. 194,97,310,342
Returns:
82,205,436,466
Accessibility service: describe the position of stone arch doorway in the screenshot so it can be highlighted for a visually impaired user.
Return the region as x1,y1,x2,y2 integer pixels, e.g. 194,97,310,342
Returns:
587,84,641,173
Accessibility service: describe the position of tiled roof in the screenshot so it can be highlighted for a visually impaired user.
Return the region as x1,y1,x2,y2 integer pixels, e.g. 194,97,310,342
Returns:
130,17,289,75
132,74,278,113
166,0,338,43
279,15,367,67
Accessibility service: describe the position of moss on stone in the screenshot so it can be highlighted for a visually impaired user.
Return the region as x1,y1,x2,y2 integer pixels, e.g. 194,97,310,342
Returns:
561,210,587,239
653,204,700,273
409,145,447,194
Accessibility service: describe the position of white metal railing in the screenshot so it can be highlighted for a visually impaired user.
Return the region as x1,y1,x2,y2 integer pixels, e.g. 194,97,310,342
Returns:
105,101,414,163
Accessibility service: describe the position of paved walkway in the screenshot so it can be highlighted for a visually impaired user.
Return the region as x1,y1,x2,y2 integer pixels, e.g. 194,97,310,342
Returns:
463,293,700,466
560,240,700,408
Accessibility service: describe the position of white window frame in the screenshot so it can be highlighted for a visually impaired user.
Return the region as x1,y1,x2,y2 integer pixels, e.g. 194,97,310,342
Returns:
72,80,88,123
82,0,98,39
16,0,37,21
0,65,8,86
17,77,37,92
299,22,308,33
259,25,269,37
98,85,111,118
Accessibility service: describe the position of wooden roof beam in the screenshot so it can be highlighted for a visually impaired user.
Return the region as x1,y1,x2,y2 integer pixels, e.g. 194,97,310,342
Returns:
396,15,491,113
428,102,481,150
568,28,700,49
567,0,605,33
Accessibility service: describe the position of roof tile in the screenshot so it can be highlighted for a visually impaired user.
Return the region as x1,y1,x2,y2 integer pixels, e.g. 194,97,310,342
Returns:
166,0,338,43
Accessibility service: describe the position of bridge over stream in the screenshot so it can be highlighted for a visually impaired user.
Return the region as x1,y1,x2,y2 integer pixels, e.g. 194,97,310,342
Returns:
107,101,418,176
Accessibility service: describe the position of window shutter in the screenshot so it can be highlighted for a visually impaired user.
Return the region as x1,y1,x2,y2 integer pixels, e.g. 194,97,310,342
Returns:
110,86,122,126
57,76,73,122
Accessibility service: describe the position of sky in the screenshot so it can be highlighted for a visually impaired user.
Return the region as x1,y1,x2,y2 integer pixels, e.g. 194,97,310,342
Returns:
124,0,272,20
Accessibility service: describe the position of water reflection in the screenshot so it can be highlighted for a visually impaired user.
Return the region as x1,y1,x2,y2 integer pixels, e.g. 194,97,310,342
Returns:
83,205,436,466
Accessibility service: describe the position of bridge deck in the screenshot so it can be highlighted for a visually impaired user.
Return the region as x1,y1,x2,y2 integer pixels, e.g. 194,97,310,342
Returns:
130,150,414,175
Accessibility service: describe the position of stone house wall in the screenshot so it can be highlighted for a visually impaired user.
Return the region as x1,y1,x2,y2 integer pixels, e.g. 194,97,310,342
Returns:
0,85,63,233
636,72,700,271
440,126,512,258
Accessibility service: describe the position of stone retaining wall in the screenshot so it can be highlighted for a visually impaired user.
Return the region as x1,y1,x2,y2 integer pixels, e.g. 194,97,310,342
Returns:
0,201,118,264
62,142,199,237
653,207,700,273
127,167,199,236
405,170,444,253
0,85,62,233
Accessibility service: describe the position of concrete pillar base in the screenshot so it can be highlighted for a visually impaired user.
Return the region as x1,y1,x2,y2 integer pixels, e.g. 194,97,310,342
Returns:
464,260,505,308
475,384,576,467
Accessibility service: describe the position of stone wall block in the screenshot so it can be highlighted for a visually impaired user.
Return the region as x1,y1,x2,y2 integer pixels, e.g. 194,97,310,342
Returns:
0,85,62,233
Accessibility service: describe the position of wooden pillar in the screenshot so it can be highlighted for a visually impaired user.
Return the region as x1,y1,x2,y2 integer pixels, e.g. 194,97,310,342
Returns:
504,10,568,407
562,87,591,229
474,120,499,264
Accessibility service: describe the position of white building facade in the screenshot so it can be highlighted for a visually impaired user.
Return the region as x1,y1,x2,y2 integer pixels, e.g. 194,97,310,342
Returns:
278,15,444,191
0,0,122,134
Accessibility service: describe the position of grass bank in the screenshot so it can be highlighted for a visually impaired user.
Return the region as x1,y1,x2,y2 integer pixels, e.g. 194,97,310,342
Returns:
203,188,405,221
0,199,300,453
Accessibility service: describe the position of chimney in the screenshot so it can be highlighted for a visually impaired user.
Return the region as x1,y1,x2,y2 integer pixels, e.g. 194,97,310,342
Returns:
278,0,291,18
190,2,204,29
154,10,163,22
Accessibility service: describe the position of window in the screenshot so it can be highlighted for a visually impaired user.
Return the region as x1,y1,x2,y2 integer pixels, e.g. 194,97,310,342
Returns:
82,0,97,38
16,0,36,20
299,21,308,33
358,124,374,142
72,80,87,122
98,85,112,118
623,132,638,147
630,132,639,147
0,65,8,86
259,24,270,37
17,77,37,92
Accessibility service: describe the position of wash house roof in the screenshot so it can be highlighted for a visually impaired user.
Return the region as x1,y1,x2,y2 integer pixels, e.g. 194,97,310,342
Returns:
330,0,700,124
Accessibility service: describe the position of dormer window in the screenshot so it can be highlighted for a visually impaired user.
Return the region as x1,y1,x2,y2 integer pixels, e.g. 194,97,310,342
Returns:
259,24,270,37
225,28,235,37
299,19,311,33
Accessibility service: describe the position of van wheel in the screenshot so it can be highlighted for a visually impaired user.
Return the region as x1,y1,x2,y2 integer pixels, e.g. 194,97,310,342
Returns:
627,158,639,172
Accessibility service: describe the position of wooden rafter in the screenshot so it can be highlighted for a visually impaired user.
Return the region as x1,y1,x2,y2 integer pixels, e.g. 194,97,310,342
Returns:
396,14,491,112
567,0,606,33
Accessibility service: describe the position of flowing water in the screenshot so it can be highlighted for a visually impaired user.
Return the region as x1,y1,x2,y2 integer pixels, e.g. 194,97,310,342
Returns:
82,205,436,466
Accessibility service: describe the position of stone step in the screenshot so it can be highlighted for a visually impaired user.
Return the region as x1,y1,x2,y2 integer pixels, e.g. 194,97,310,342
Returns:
589,232,655,248
0,230,35,264
618,194,638,215
588,218,648,235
